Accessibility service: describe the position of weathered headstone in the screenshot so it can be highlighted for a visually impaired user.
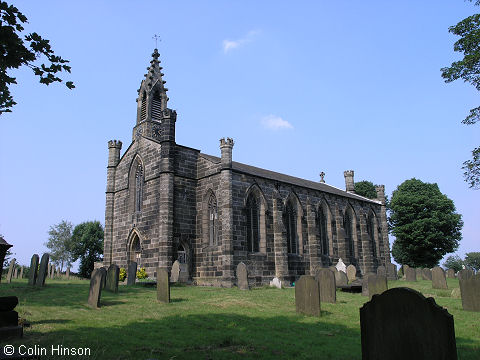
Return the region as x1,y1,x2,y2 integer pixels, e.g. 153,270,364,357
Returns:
270,277,282,289
376,265,386,277
360,287,457,360
402,264,410,279
362,273,376,297
0,296,23,339
127,261,137,285
295,275,321,317
6,259,15,283
335,270,348,287
346,264,356,282
13,267,18,279
35,253,49,287
415,267,423,279
446,269,455,279
432,266,448,289
178,263,189,283
106,264,119,293
315,268,336,303
236,262,249,290
459,273,480,312
335,258,346,273
66,267,70,279
458,269,474,281
405,267,417,281
99,267,107,289
87,269,105,308
28,254,39,285
386,263,397,280
368,274,388,299
422,268,432,281
19,266,23,279
156,267,170,303
170,260,180,283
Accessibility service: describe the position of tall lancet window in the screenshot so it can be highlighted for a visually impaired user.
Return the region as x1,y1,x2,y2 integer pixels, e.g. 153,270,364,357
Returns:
135,164,143,212
152,89,162,121
344,211,354,258
208,194,218,246
140,91,147,121
285,201,298,254
319,206,329,256
246,194,260,253
367,213,377,258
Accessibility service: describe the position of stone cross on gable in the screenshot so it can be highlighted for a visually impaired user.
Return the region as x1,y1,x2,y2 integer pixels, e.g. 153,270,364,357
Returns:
319,172,325,183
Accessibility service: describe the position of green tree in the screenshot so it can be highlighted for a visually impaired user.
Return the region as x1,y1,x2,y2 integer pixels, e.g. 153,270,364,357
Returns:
354,181,377,199
464,252,480,271
441,0,480,189
0,1,74,114
70,221,103,278
443,254,464,272
389,178,463,268
45,220,73,271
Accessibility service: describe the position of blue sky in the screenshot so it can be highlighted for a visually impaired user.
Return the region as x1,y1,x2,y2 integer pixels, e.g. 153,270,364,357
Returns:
1,1,479,270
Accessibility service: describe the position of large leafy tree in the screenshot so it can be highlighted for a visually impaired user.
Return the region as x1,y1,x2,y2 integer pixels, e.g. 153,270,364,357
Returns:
389,178,463,268
443,254,464,272
70,221,103,278
464,251,480,271
441,0,480,189
0,1,74,114
354,181,377,199
45,220,73,271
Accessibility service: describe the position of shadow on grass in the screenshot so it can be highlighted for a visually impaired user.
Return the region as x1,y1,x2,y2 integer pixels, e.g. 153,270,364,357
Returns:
30,319,72,325
170,298,186,303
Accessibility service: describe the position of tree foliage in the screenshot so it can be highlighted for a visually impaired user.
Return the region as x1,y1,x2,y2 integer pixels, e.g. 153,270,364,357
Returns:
354,181,377,199
441,0,480,189
45,220,73,270
0,1,74,114
389,178,463,268
464,251,480,271
70,221,103,278
443,254,464,272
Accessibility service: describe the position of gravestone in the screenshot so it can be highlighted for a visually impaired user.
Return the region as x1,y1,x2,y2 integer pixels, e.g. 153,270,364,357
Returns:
422,268,432,281
432,266,448,290
397,266,404,278
386,263,397,280
295,275,321,317
446,269,455,279
346,264,356,282
270,277,282,289
335,258,346,273
0,296,23,339
458,269,474,281
13,267,18,279
156,267,170,303
28,254,39,285
106,264,119,293
66,267,70,279
362,273,376,297
36,253,49,287
178,263,189,283
360,287,457,360
170,260,180,283
335,270,348,287
56,267,60,277
368,274,388,299
19,266,23,279
50,264,54,279
315,268,336,303
99,267,107,289
459,273,480,312
127,261,137,286
87,268,105,308
415,268,423,279
236,262,249,290
376,265,386,277
6,259,15,283
405,267,417,281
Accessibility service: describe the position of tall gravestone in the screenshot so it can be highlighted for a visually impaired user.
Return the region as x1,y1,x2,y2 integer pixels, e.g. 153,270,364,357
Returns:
127,262,137,286
386,263,397,280
376,265,386,277
156,267,170,303
295,275,321,317
432,267,448,289
360,287,457,360
362,273,376,297
170,260,180,283
19,266,23,279
446,269,455,279
106,264,119,293
36,253,49,287
459,273,480,312
99,267,107,289
315,268,336,303
87,269,105,308
14,267,18,279
458,269,474,281
236,262,249,290
346,264,356,282
422,268,432,281
368,274,388,299
335,270,348,287
405,267,417,282
28,254,39,285
6,259,15,283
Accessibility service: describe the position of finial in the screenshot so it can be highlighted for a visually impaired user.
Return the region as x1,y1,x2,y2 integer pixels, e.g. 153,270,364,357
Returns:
152,34,161,49
319,171,325,183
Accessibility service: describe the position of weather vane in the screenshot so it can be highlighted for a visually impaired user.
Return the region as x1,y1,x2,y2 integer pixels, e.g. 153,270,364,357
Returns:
152,34,161,49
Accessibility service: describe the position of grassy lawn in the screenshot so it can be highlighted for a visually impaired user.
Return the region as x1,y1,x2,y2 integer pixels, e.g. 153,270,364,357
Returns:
1,277,479,359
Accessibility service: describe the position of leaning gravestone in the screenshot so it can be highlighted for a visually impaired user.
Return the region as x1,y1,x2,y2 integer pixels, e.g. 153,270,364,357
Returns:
127,262,137,286
170,260,180,283
36,253,49,287
270,277,282,289
386,263,397,280
335,258,347,273
360,287,457,360
446,269,455,279
335,270,348,287
315,268,336,303
459,273,480,312
368,274,388,299
376,265,386,277
87,269,105,308
422,268,432,281
362,273,376,297
6,259,15,283
295,275,321,317
236,262,249,290
458,269,474,281
432,266,448,289
28,254,39,285
346,264,356,282
156,267,170,303
106,264,119,293
405,267,417,281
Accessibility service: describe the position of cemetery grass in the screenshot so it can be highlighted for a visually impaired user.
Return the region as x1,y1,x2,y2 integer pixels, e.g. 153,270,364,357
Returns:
1,279,479,360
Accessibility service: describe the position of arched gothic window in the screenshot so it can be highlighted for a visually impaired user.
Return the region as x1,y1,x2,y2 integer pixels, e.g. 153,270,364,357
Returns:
140,91,147,121
367,213,377,258
246,194,260,253
135,164,143,212
318,206,328,256
151,89,162,121
130,233,141,264
285,201,298,254
208,194,218,246
343,211,354,258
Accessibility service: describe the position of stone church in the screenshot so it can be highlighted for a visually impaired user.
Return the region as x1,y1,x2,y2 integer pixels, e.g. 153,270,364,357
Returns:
103,49,391,287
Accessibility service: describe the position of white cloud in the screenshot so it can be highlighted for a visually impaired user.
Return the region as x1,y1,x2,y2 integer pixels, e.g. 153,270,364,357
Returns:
222,30,259,53
261,115,293,130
